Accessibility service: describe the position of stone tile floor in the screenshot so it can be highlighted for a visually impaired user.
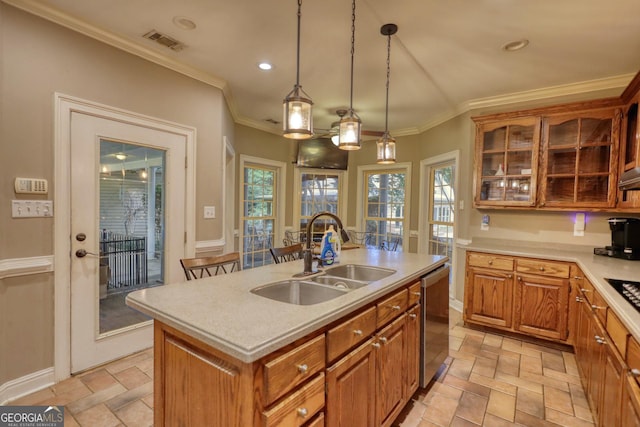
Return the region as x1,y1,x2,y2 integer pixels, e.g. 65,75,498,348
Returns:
9,311,595,427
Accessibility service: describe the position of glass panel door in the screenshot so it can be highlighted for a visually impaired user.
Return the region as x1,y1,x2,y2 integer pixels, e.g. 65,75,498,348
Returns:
428,163,455,262
364,171,405,251
242,166,276,268
99,140,165,333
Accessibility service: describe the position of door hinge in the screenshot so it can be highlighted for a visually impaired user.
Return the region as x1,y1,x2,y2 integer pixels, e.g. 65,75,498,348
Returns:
185,157,188,169
184,231,187,244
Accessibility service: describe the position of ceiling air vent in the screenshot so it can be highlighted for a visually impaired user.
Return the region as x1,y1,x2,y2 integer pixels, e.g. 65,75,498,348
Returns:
143,30,185,51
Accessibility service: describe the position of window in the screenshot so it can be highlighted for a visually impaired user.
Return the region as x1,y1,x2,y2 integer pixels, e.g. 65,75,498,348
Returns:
240,157,285,269
293,169,346,243
428,162,455,260
359,164,410,251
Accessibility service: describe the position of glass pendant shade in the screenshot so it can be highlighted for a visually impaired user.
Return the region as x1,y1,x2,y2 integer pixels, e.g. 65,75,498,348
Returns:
283,87,313,139
338,113,362,150
377,133,396,164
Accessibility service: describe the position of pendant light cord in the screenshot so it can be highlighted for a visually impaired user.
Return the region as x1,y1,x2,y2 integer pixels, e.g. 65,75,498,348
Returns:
384,31,391,133
295,0,302,88
349,0,356,111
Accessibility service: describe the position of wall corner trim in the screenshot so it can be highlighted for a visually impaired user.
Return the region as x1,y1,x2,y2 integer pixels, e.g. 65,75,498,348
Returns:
0,256,54,280
0,367,55,405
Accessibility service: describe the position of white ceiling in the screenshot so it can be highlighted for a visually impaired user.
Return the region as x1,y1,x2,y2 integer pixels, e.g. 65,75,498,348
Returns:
9,0,640,136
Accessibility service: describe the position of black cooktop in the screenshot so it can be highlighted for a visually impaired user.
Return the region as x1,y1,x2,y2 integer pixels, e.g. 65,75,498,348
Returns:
606,278,640,313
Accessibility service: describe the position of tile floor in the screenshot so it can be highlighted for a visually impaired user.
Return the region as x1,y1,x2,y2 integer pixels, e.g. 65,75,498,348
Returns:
8,312,595,427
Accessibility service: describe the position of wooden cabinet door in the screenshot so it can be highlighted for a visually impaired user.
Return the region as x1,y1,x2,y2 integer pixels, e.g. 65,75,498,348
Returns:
405,305,420,397
376,315,407,427
326,339,377,427
464,267,513,329
619,99,640,209
513,273,569,341
473,117,541,207
539,109,620,208
574,295,593,386
622,375,640,427
588,317,607,422
600,337,625,427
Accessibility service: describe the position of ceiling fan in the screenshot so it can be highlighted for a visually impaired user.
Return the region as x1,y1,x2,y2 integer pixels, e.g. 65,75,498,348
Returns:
314,109,384,144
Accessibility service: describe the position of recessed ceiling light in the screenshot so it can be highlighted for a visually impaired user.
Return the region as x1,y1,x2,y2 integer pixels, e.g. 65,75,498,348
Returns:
258,62,273,71
172,16,196,30
502,39,529,52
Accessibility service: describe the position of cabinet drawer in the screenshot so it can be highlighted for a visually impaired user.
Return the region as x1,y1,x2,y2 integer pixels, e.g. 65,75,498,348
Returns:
263,334,326,405
607,310,629,358
306,412,325,427
408,281,421,307
591,288,608,325
579,277,595,304
327,306,376,362
377,289,408,328
516,258,570,278
262,373,325,427
627,336,640,386
468,253,513,271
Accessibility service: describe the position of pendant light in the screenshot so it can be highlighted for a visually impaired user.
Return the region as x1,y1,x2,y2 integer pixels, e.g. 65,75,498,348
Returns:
283,0,313,139
377,23,397,164
338,0,362,150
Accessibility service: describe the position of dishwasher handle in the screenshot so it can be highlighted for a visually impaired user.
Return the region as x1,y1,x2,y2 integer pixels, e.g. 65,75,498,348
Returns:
421,265,450,288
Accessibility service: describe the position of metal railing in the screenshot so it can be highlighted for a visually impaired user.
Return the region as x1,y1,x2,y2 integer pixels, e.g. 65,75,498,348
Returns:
100,231,147,291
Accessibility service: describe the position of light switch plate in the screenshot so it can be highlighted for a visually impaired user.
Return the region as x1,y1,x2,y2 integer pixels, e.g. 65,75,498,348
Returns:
204,206,215,219
12,200,53,218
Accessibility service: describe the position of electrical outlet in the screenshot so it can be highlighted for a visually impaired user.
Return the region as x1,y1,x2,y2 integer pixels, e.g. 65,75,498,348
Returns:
204,206,215,219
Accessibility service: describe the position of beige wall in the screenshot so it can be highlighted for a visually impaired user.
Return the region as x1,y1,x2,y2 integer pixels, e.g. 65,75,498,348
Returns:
0,4,230,385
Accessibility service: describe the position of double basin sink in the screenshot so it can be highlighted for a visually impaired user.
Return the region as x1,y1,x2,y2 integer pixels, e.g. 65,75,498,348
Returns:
251,264,396,305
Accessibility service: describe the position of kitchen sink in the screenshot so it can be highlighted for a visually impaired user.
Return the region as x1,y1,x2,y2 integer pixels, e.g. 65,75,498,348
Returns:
251,280,348,305
323,264,396,282
309,275,368,290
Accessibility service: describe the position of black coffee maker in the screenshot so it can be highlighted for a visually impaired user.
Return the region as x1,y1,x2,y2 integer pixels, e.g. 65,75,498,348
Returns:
594,218,640,260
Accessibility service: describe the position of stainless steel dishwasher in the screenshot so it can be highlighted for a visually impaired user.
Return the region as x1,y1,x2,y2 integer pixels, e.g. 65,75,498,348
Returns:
420,264,450,387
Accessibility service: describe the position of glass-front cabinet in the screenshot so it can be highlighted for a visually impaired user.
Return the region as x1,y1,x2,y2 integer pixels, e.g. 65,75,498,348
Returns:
539,109,620,208
473,117,541,207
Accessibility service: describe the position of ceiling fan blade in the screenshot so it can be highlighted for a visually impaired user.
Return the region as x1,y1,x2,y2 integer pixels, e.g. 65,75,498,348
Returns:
362,130,384,137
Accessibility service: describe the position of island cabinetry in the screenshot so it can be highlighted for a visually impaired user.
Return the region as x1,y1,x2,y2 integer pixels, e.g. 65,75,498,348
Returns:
464,252,514,329
464,252,572,343
539,108,621,209
472,116,541,207
623,337,640,425
513,258,570,341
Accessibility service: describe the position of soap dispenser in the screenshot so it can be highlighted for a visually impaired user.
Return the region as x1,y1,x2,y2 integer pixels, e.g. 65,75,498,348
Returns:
320,226,335,265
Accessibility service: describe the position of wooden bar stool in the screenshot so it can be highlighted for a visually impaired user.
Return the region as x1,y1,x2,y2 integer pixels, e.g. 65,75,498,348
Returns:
180,252,242,280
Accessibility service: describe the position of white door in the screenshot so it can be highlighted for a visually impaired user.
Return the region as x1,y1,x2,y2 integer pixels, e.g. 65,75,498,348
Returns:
70,111,186,373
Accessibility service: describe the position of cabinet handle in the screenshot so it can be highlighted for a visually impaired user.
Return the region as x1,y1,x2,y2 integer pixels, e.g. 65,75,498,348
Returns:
372,342,381,349
379,337,388,344
297,364,309,374
631,369,640,377
574,276,583,280
594,335,606,344
580,288,591,293
591,304,603,311
353,329,363,336
391,305,401,311
409,313,417,319
412,292,421,297
297,408,308,418
575,296,583,302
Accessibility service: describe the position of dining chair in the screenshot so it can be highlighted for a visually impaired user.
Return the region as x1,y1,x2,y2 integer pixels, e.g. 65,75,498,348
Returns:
270,243,304,264
180,252,242,280
347,230,372,246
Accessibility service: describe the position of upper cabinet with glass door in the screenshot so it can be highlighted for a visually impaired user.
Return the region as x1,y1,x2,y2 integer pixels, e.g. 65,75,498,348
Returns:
539,108,620,209
473,117,541,207
618,70,640,209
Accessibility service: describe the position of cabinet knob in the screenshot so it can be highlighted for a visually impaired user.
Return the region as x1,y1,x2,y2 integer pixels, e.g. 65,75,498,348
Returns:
353,329,363,336
391,305,401,311
372,342,381,349
580,288,591,293
517,276,522,281
591,304,602,311
297,408,308,418
507,274,513,279
409,313,417,319
379,337,388,344
539,266,545,271
488,259,493,265
297,364,308,374
575,296,583,302
631,369,640,377
574,276,583,280
412,292,421,297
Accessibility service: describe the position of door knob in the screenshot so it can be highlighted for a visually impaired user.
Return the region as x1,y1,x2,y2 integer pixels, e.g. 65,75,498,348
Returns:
75,249,98,258
76,233,87,242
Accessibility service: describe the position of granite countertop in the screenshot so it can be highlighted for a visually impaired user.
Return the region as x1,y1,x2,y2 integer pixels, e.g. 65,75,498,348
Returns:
460,238,640,342
126,249,447,363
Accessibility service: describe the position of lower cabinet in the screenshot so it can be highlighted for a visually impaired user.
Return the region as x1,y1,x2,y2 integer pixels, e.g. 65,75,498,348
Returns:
155,278,428,426
464,252,570,343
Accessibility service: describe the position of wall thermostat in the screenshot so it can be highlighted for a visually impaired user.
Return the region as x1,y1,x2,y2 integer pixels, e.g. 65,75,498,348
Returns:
14,177,48,194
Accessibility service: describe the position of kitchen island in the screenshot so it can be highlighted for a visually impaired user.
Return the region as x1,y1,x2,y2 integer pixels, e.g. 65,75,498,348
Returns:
127,249,447,426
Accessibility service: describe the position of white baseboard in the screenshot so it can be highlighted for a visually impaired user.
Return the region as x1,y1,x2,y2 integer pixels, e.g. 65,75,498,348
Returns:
450,298,463,313
0,367,55,405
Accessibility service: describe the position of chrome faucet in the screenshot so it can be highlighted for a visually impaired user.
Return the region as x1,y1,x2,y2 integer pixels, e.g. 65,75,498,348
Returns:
302,211,350,275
